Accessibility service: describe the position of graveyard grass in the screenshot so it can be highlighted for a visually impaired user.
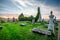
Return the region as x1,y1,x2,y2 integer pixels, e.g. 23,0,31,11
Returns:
0,21,58,40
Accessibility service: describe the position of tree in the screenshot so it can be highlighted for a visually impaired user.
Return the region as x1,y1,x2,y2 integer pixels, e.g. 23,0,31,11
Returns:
28,15,34,21
18,13,34,21
18,13,24,21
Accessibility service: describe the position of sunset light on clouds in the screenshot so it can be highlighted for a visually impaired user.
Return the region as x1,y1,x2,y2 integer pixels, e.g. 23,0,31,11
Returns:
0,0,60,19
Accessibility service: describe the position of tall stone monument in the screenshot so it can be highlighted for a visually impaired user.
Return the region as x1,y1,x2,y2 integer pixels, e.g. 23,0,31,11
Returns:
35,7,42,22
37,7,42,22
48,11,55,33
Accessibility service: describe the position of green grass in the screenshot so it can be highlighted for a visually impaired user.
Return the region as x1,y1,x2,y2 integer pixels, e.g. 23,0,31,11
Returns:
0,21,58,40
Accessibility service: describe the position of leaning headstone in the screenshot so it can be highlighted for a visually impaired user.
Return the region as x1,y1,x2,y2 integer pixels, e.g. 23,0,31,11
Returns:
20,24,26,26
32,28,51,35
48,11,55,34
0,26,3,30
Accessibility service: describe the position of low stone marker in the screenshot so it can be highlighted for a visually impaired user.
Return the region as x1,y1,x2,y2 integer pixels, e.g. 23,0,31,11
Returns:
32,28,51,36
32,19,35,24
20,24,26,26
0,26,3,30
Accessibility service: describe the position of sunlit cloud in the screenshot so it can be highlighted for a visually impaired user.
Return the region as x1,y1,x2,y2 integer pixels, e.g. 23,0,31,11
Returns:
14,0,27,7
13,0,33,7
11,0,23,10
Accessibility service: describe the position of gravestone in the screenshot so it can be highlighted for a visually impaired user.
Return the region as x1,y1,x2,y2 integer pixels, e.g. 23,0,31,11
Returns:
0,26,3,30
32,28,51,35
42,18,44,22
32,18,35,24
48,11,55,34
7,18,10,22
13,17,16,22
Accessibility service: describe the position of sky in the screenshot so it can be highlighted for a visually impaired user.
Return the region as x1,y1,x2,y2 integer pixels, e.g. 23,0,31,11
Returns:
0,0,60,19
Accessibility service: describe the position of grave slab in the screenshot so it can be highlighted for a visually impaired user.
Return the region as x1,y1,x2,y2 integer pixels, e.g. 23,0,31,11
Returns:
32,28,51,36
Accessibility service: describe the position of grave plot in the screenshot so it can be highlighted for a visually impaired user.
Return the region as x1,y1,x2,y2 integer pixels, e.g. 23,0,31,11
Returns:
32,28,51,36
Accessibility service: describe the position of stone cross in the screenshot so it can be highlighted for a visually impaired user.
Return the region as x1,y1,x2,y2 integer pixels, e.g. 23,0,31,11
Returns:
48,11,55,33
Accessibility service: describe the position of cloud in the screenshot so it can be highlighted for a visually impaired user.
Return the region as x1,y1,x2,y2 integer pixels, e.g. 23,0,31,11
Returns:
14,0,27,7
13,0,34,7
36,0,60,7
22,8,37,17
0,8,10,12
0,4,12,9
0,0,60,19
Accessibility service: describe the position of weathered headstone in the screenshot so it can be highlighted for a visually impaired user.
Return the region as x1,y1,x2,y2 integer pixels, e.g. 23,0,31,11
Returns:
48,11,55,34
42,18,44,22
7,18,10,22
32,18,35,24
32,28,51,35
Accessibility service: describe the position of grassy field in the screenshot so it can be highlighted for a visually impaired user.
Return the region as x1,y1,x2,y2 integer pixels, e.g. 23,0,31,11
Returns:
0,21,58,40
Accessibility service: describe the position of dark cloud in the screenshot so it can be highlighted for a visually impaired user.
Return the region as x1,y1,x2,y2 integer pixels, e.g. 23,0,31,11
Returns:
37,0,60,7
